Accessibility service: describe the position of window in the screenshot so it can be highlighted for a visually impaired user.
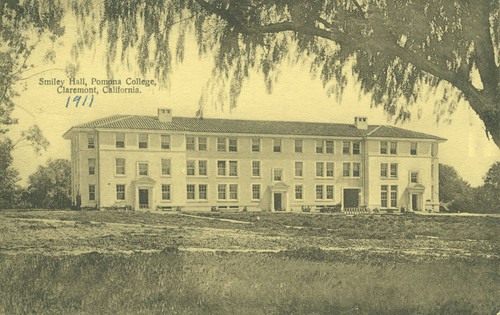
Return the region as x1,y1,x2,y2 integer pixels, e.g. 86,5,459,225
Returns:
198,160,207,176
116,133,125,148
187,184,195,200
198,137,207,151
273,139,282,152
411,142,417,155
139,134,148,149
252,138,260,152
217,161,226,176
326,162,334,177
343,141,351,154
353,142,360,155
316,185,324,200
343,163,351,177
390,141,397,154
229,184,238,200
316,162,324,177
116,184,125,200
353,163,361,177
252,161,260,177
252,184,260,200
390,185,398,207
295,139,303,153
295,162,303,177
199,184,207,200
295,185,303,200
88,158,95,175
380,141,388,154
161,135,170,150
218,184,226,200
89,185,95,201
326,185,334,200
229,161,238,176
325,141,334,154
410,171,418,183
381,185,388,207
186,136,195,150
116,158,125,175
161,159,171,176
161,184,171,200
217,137,226,152
138,162,148,176
316,140,324,153
186,160,195,176
228,138,238,152
390,163,398,178
87,135,95,149
273,169,283,181
381,163,388,177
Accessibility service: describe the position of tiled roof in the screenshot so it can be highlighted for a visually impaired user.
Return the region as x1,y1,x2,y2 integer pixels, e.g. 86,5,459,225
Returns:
72,115,445,140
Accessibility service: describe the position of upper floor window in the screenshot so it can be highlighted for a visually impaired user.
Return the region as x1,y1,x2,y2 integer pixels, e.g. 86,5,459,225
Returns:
353,142,360,155
161,159,171,176
353,163,361,177
116,184,125,200
228,138,238,152
316,140,323,153
381,163,398,178
252,161,261,177
138,134,148,149
138,162,148,176
273,139,282,153
186,136,195,150
295,140,303,153
316,162,324,177
343,141,351,154
116,158,126,175
116,133,125,148
410,171,419,183
198,160,207,176
325,141,334,154
326,162,334,177
343,162,351,177
252,138,260,152
410,142,418,155
198,137,207,151
295,161,303,177
88,158,96,175
390,142,398,155
380,141,388,154
316,162,334,177
273,168,283,181
217,160,226,176
229,161,238,176
217,137,226,152
186,160,195,176
88,135,95,149
381,163,388,177
161,135,170,150
390,163,398,178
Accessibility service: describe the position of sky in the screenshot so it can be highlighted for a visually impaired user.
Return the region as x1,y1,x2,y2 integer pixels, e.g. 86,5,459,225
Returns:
7,13,500,187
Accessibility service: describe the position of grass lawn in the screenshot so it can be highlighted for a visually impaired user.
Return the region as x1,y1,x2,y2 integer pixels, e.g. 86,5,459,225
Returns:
0,210,498,314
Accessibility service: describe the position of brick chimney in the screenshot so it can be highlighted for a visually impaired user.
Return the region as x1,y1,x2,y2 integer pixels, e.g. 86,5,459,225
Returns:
158,108,172,123
354,116,368,130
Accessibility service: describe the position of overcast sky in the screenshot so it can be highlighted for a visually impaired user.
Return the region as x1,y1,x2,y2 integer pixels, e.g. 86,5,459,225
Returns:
8,14,499,187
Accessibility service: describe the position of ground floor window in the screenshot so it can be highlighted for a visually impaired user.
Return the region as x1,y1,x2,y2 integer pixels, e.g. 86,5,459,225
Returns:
295,185,303,200
381,185,388,207
229,184,238,200
199,184,207,200
218,184,226,200
252,184,260,200
89,184,95,201
116,184,125,200
390,185,398,207
316,184,334,200
161,184,171,200
187,184,195,200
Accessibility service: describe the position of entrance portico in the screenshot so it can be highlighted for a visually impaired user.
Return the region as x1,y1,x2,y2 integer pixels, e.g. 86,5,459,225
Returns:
407,183,425,211
133,176,155,210
270,182,289,211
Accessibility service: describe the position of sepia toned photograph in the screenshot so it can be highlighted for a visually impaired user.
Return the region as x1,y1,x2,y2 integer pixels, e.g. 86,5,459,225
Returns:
0,0,499,314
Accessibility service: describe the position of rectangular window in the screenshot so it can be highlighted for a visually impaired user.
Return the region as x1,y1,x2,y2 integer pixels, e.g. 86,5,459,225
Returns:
343,141,351,154
89,185,95,201
198,160,207,176
316,185,323,200
198,137,207,151
295,161,303,177
217,160,226,176
343,162,350,177
325,140,334,154
252,184,260,200
229,184,238,200
353,142,360,155
316,140,324,153
187,184,195,200
138,134,148,149
390,185,398,207
161,184,170,200
252,138,260,152
186,160,195,176
116,184,125,200
273,169,283,181
252,161,261,177
273,139,282,152
161,159,171,176
380,163,388,177
390,163,398,178
295,185,303,200
326,162,334,177
116,158,126,175
295,139,303,153
199,184,207,200
411,142,417,155
218,184,226,200
87,135,95,149
88,158,95,175
411,171,418,183
353,163,361,177
228,138,238,152
229,161,238,176
390,142,398,154
161,135,170,150
381,185,388,207
217,137,226,152
380,141,388,154
186,136,195,150
316,162,324,177
116,133,125,148
326,185,334,200
138,162,148,176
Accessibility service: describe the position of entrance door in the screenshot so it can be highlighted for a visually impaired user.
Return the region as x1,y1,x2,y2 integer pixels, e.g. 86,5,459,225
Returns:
412,194,418,211
139,189,149,209
343,189,360,208
273,193,282,211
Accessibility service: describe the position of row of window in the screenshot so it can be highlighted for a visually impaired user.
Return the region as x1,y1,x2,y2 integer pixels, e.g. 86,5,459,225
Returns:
380,141,420,156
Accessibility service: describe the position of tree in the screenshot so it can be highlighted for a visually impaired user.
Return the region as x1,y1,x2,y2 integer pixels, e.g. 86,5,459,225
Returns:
438,164,474,212
0,138,19,209
484,161,500,189
26,159,71,209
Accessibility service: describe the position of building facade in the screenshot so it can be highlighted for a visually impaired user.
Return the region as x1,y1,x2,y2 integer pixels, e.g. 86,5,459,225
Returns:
63,109,445,212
